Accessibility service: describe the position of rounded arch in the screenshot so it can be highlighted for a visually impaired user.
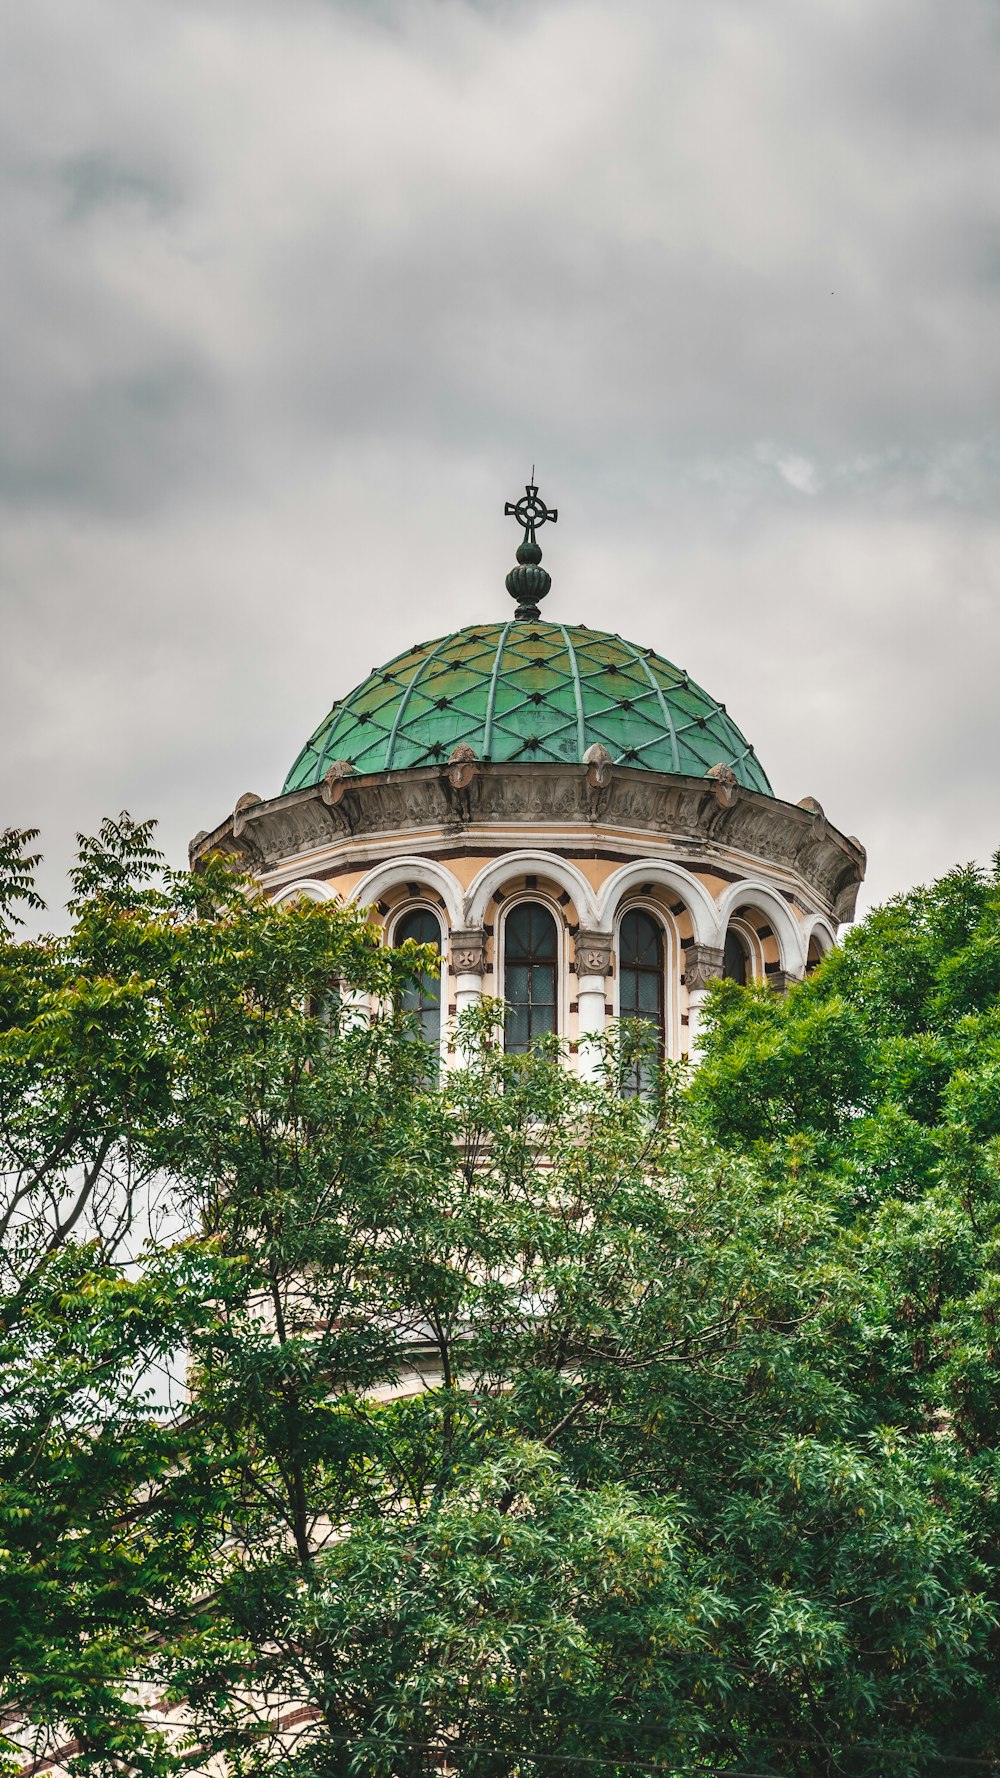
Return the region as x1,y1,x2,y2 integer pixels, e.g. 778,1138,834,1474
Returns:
596,860,721,948
722,915,765,985
716,879,806,976
388,899,445,947
350,857,464,930
270,878,338,907
465,851,599,929
804,915,837,970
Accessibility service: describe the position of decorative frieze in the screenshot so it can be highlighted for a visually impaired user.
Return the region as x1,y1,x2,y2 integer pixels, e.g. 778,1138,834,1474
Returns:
191,762,865,925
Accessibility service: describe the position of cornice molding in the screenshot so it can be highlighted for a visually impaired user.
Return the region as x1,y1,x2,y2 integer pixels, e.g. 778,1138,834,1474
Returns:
193,763,865,924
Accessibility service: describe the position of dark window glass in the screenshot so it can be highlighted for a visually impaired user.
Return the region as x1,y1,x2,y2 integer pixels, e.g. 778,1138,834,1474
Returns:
619,909,664,1096
504,902,558,1053
723,928,748,985
396,909,442,1051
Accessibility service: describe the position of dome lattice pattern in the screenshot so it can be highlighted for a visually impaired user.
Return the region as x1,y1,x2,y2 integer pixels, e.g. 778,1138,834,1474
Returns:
283,622,772,796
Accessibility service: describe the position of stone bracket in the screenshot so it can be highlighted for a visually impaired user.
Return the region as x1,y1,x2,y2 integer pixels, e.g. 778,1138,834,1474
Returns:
439,746,481,826
320,762,358,834
582,744,613,821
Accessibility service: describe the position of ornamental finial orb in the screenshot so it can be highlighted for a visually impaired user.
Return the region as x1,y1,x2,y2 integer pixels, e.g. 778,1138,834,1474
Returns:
504,476,558,619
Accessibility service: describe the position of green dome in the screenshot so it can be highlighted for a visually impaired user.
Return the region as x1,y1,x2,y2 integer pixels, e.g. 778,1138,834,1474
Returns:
283,621,773,796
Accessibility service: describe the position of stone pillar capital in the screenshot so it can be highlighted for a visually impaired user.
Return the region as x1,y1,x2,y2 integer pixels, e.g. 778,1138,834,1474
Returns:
575,928,614,977
768,968,803,995
685,943,725,993
449,927,487,976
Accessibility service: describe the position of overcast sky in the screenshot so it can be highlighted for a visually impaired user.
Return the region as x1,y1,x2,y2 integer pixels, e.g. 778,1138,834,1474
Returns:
3,0,1000,925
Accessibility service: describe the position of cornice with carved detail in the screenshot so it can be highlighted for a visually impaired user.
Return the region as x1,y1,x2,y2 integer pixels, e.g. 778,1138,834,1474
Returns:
192,762,865,924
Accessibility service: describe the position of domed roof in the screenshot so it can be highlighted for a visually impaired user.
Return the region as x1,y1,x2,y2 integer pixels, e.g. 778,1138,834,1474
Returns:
282,621,773,796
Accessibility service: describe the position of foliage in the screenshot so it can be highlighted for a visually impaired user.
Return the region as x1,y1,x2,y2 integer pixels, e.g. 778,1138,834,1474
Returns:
167,991,1000,1777
687,856,1000,1763
0,816,431,1775
3,832,1000,1776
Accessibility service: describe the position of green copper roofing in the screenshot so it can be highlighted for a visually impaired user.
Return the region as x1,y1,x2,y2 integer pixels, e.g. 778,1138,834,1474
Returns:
282,621,773,796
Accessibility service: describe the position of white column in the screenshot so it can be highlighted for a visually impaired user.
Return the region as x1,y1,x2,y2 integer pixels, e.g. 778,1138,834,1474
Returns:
686,988,709,1058
448,928,487,1066
340,986,371,1032
454,971,484,1015
574,930,614,1082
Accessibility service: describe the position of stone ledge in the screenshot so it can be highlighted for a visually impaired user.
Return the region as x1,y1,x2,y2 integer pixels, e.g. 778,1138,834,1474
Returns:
192,762,865,923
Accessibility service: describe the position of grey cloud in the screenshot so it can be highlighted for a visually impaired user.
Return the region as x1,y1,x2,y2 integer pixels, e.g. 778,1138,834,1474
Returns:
1,0,999,926
59,154,179,224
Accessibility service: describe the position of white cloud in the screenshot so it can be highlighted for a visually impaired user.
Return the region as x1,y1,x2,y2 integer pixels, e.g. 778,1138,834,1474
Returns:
755,444,821,496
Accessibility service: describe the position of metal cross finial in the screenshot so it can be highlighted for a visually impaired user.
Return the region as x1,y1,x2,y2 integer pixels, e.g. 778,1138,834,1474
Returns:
504,478,558,547
503,476,558,618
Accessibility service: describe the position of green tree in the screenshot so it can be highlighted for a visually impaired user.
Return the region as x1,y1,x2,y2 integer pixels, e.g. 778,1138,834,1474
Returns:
685,858,1000,1765
5,832,1000,1777
171,996,1000,1777
0,818,433,1776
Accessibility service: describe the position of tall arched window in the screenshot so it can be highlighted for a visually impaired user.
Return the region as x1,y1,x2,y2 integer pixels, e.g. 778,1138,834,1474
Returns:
723,927,748,985
619,909,665,1095
504,902,558,1053
395,909,442,1052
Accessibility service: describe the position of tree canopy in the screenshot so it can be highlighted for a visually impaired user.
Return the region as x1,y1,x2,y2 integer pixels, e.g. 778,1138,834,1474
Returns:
2,826,999,1777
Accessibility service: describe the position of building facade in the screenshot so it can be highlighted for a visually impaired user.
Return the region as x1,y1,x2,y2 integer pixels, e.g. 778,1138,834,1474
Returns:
192,485,865,1067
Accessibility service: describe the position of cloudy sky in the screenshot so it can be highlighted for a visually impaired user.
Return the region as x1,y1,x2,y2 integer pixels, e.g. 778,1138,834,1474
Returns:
3,0,1000,924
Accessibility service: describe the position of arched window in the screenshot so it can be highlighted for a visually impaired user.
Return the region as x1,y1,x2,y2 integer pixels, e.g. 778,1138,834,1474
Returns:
619,909,665,1095
723,928,748,986
395,909,442,1052
504,902,558,1053
806,934,826,974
